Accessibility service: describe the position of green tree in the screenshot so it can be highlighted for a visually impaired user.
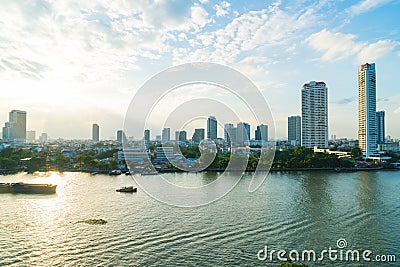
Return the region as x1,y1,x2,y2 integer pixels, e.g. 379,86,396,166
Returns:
0,158,18,170
25,156,46,173
54,153,70,170
350,147,362,160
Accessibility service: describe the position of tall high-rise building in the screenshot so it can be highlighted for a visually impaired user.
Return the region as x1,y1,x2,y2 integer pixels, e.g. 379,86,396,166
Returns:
301,81,328,148
224,123,234,144
117,130,127,143
255,124,268,141
358,63,377,158
144,129,150,142
2,110,27,143
376,111,385,144
92,123,99,142
26,130,36,143
39,133,47,143
207,116,217,140
236,122,250,145
162,128,170,142
288,116,301,146
178,131,187,142
192,128,205,143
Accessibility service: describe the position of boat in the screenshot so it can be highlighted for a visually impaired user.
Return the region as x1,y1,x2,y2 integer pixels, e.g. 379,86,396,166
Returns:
91,171,99,175
116,186,137,193
140,170,158,175
11,183,57,194
109,170,122,176
0,183,12,193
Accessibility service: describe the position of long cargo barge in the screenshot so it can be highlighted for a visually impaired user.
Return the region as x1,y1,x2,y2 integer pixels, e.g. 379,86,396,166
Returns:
0,182,57,194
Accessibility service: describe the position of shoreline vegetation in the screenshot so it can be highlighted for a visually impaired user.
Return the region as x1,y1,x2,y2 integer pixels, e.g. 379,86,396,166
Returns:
0,146,398,175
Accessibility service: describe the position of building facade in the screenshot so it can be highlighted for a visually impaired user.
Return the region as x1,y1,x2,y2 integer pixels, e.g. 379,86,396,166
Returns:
192,128,205,143
288,115,301,146
117,130,127,143
26,130,36,143
358,63,377,158
376,110,385,144
92,123,99,142
144,129,150,142
236,122,250,145
255,124,268,142
301,81,328,148
2,110,27,144
224,123,234,144
162,128,171,142
207,116,217,140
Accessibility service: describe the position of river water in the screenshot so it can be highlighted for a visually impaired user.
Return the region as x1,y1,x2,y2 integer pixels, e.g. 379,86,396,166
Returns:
0,171,399,266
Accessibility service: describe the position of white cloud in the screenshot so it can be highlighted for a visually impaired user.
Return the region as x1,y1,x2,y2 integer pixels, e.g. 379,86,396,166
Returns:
190,5,210,32
358,40,398,62
214,1,231,17
347,0,392,16
306,29,399,62
306,29,365,61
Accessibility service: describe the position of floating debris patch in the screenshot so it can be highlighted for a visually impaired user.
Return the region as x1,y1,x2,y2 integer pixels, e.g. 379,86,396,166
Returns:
76,219,108,225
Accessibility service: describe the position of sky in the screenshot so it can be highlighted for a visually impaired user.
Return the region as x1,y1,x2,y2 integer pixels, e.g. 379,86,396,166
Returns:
0,0,399,140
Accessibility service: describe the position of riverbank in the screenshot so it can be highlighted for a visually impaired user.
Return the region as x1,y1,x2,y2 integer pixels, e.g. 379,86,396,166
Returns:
2,166,399,176
0,167,400,175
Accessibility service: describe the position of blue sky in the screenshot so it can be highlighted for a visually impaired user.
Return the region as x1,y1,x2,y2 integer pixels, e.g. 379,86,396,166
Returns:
0,0,399,140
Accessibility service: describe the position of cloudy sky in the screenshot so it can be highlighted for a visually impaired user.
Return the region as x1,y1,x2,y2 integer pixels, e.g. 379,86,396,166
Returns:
0,0,399,140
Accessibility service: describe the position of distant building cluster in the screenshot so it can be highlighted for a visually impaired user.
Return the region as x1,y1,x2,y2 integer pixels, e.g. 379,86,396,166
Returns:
0,63,397,160
141,116,269,148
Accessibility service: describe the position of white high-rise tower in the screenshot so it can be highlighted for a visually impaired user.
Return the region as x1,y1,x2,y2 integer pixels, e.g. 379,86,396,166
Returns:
301,81,328,148
358,63,377,158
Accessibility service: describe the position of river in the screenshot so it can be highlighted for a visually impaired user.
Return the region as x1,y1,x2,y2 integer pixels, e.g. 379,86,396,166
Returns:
0,171,399,266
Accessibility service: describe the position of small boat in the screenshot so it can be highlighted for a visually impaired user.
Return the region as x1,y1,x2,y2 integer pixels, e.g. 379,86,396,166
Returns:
91,171,99,175
0,183,12,193
140,170,158,175
109,170,122,176
11,182,57,194
116,186,137,193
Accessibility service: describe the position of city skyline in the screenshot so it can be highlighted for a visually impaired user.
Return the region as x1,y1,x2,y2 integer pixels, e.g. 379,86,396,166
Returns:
0,1,399,139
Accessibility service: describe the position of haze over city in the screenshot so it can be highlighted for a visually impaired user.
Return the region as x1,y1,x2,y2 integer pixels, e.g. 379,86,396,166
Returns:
1,0,399,139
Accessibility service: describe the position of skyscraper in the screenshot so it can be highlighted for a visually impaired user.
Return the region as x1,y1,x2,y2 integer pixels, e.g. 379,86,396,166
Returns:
288,116,301,146
255,124,268,142
207,116,217,140
162,128,170,142
236,122,250,145
224,123,234,144
192,128,205,143
376,111,385,144
144,129,150,142
117,130,126,143
39,133,47,143
2,110,27,143
358,63,377,158
301,81,328,148
26,130,36,143
92,123,99,142
178,131,187,142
